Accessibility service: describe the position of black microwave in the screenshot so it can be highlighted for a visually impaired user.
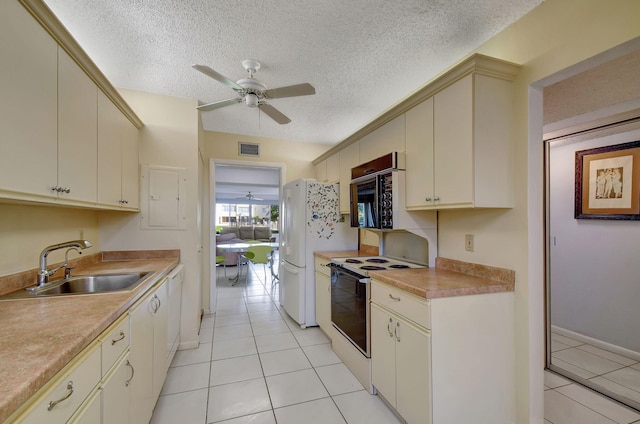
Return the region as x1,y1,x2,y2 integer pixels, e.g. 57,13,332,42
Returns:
349,153,403,229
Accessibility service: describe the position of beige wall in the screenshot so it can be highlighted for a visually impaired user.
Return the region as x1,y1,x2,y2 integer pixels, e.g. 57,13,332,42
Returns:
0,204,100,275
441,0,640,422
203,131,331,184
99,89,202,349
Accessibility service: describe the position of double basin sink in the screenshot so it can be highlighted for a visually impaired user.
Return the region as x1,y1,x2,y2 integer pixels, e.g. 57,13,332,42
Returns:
0,272,151,300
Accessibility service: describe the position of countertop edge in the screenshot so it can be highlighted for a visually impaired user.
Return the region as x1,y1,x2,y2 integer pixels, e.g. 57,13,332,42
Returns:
0,253,179,423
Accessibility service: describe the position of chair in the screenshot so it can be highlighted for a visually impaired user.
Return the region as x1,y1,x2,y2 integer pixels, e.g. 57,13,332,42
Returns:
243,245,274,280
215,255,227,280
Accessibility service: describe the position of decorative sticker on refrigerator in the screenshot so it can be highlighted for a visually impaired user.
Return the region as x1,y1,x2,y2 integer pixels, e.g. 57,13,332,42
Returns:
307,182,340,239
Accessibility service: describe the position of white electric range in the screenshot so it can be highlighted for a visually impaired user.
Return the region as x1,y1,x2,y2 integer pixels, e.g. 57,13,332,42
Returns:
330,255,426,277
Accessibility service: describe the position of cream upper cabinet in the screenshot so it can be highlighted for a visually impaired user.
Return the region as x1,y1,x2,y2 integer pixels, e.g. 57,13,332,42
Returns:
405,59,518,210
315,160,327,182
57,49,98,204
405,98,435,208
326,153,340,183
98,92,140,210
121,119,140,209
358,115,405,164
338,141,359,214
0,0,58,199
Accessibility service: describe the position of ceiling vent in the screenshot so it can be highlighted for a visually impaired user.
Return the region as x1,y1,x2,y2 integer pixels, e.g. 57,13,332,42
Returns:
238,142,260,157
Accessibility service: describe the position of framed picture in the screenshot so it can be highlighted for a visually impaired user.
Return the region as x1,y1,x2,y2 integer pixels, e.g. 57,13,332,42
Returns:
575,140,640,220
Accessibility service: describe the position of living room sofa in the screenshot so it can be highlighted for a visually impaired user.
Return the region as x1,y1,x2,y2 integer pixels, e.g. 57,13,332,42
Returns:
216,226,274,266
219,226,274,242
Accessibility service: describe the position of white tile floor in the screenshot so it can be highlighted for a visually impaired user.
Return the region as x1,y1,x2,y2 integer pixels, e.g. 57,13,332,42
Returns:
545,330,640,424
150,261,402,424
151,261,640,423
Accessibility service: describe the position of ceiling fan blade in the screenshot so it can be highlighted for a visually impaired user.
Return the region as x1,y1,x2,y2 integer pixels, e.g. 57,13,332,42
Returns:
259,104,291,125
192,64,244,91
197,98,242,112
263,83,316,99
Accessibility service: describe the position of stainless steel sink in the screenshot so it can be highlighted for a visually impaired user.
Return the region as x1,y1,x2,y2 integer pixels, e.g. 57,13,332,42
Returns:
0,272,151,300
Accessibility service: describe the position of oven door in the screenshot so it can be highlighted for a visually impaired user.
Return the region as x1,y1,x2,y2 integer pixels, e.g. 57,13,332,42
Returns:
330,264,371,357
350,176,379,228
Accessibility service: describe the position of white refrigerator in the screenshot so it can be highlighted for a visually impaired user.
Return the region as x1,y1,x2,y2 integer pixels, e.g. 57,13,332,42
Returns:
279,179,357,327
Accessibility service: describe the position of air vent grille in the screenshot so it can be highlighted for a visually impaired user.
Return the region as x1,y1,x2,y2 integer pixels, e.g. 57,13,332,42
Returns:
239,142,260,157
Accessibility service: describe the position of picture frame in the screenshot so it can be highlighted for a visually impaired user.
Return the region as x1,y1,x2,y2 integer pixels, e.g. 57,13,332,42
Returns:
575,140,640,220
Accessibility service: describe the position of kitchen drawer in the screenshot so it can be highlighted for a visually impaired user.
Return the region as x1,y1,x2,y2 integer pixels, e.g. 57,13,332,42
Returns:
19,342,101,424
371,280,430,329
314,257,331,277
100,314,130,376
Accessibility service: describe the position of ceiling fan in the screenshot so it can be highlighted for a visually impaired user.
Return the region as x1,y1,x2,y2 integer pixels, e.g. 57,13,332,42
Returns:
237,191,263,201
192,59,316,125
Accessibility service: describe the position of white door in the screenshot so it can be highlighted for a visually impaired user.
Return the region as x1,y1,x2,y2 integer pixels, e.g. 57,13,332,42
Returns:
281,180,307,268
280,260,305,326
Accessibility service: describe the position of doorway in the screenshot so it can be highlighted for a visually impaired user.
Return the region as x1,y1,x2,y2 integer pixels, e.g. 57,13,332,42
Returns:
209,159,284,313
544,46,640,410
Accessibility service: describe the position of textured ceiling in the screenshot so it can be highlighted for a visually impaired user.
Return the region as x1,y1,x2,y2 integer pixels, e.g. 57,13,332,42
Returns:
42,0,542,145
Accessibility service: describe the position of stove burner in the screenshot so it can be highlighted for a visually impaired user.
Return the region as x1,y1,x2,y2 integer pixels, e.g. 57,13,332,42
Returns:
360,265,386,271
389,264,410,269
345,258,363,264
366,258,389,264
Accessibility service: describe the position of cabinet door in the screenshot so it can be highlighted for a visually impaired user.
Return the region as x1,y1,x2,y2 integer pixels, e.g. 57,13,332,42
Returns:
97,91,123,206
167,268,183,368
405,98,435,209
358,115,405,164
433,74,473,206
57,48,98,203
0,0,57,198
326,153,340,183
67,388,101,424
338,141,359,214
395,318,431,424
153,279,169,399
314,271,331,334
370,304,397,407
102,354,131,424
121,118,140,209
129,294,155,424
315,160,327,182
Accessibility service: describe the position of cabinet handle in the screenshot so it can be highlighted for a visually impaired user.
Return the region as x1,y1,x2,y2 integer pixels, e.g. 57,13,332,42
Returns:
111,330,125,345
387,318,394,337
395,322,401,342
51,186,60,192
425,196,432,202
434,196,440,201
47,381,74,411
388,293,401,301
125,360,135,387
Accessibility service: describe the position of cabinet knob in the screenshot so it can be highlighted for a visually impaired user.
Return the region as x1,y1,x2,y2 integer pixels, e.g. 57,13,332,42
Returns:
425,196,431,202
434,196,440,201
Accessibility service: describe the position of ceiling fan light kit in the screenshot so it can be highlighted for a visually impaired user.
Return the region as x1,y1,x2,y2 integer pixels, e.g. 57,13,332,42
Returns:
192,59,315,124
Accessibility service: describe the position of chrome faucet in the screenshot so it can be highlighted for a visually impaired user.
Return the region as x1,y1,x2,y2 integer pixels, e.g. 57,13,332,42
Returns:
36,240,92,288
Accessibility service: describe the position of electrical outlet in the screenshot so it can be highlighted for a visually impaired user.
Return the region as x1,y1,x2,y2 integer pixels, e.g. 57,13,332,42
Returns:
465,234,474,252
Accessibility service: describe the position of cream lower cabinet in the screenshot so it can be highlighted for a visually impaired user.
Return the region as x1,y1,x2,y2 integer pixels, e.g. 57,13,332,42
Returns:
129,277,169,423
314,257,332,336
371,279,515,424
101,352,132,424
371,289,431,424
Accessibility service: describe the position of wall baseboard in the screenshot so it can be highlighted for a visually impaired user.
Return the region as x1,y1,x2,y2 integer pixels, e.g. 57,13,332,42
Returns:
551,325,640,361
